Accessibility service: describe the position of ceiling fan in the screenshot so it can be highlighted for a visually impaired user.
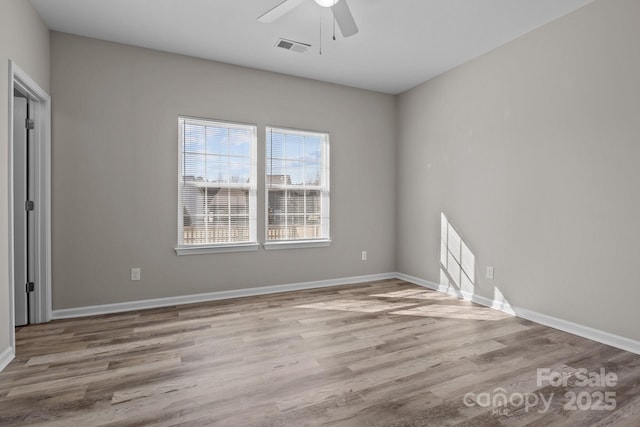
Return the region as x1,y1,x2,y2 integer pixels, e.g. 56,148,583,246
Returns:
258,0,359,38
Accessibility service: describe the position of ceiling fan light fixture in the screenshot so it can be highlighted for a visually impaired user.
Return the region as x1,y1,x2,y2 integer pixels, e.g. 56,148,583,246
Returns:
314,0,339,7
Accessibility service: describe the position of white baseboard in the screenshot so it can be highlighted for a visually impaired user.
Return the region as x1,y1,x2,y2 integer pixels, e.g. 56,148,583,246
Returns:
51,272,397,319
0,346,14,373
396,273,640,356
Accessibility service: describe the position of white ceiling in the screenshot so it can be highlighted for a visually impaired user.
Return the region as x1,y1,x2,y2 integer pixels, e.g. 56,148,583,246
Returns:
30,0,595,94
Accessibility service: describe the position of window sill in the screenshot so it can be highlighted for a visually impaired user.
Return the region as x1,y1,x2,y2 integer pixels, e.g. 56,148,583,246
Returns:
175,243,259,256
263,239,332,251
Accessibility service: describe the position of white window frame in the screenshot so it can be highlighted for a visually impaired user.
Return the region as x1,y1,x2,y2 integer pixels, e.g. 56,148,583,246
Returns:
264,126,331,250
176,117,258,255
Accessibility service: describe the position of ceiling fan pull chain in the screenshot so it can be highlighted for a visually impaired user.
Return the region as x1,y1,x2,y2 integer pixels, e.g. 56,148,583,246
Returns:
333,0,337,40
319,8,323,55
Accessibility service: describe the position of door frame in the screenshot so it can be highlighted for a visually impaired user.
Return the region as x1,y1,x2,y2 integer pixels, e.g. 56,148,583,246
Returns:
7,61,51,349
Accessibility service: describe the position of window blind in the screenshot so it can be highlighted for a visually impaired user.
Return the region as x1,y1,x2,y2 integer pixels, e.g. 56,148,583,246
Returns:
178,117,257,247
266,127,330,242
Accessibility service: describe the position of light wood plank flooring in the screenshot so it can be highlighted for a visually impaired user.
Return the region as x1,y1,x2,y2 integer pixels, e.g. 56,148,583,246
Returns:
1,279,639,426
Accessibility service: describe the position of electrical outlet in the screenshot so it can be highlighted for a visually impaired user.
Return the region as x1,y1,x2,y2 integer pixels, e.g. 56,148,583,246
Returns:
361,251,367,261
131,268,141,281
486,266,494,279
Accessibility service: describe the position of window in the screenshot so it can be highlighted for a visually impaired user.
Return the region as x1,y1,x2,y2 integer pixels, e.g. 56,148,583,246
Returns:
265,127,330,248
176,117,257,254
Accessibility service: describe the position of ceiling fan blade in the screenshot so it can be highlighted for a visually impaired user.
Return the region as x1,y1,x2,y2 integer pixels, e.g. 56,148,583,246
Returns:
258,0,306,23
332,0,359,37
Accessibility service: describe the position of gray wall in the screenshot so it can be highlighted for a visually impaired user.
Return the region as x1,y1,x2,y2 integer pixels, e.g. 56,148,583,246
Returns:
0,0,49,358
50,32,396,309
397,0,640,341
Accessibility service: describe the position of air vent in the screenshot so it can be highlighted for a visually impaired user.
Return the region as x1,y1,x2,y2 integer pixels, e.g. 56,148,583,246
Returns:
275,38,311,53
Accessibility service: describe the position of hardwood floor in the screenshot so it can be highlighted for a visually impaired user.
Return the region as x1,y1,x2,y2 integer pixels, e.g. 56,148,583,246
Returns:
1,279,639,426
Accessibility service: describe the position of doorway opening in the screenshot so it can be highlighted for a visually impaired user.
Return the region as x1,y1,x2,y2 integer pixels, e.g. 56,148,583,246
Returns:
13,89,35,326
8,61,51,350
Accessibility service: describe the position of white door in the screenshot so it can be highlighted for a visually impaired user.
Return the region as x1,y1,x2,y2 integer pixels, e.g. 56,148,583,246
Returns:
13,94,35,326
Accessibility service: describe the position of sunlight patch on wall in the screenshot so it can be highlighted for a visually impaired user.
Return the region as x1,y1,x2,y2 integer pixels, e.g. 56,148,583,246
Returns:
441,213,476,297
492,287,515,315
